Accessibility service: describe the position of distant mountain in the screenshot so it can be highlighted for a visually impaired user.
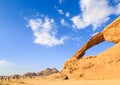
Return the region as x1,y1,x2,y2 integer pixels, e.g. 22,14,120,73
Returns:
23,68,59,76
23,68,59,77
37,68,59,76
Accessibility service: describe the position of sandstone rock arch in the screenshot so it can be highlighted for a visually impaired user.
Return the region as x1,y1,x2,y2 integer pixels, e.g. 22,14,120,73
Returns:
62,16,120,79
74,32,105,59
69,16,120,59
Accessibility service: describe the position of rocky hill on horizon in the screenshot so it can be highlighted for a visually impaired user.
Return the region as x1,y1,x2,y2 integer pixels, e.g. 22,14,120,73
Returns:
22,67,59,77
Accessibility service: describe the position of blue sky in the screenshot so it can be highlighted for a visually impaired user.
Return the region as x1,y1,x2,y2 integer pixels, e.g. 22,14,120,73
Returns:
0,0,120,75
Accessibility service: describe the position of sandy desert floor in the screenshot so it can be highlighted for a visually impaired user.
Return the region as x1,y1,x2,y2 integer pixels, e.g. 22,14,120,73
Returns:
0,77,120,85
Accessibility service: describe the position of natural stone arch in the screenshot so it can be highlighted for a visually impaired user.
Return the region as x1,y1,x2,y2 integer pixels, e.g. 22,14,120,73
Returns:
74,32,105,59
69,16,120,59
62,17,120,79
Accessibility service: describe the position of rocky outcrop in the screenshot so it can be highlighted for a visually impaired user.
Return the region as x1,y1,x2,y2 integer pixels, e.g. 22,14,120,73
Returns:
102,17,120,43
62,43,120,80
62,17,120,79
61,32,105,79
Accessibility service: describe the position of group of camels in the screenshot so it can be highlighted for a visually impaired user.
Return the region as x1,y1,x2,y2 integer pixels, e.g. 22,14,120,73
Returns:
0,74,33,81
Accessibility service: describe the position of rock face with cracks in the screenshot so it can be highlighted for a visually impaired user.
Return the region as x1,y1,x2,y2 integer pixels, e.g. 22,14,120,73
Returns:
62,17,120,80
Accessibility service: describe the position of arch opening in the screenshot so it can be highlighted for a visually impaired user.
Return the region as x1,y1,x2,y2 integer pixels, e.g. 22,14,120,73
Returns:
84,41,115,57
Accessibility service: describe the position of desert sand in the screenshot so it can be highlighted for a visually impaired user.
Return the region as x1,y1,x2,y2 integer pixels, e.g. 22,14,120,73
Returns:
0,77,120,85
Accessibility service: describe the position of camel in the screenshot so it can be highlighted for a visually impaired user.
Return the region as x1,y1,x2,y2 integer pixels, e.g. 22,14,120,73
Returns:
0,76,4,81
12,75,20,79
0,76,11,81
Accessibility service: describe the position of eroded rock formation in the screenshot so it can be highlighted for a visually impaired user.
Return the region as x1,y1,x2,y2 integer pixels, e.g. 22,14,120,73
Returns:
62,17,120,79
102,17,120,43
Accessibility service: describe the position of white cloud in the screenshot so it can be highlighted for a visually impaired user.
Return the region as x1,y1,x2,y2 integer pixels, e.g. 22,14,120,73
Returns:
59,0,63,5
71,0,120,31
65,12,70,17
28,16,67,47
58,9,64,15
0,60,12,67
71,15,89,29
61,19,70,27
115,3,120,15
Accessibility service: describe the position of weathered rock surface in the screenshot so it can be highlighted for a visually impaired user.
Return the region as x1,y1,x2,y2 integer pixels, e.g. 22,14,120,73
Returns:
65,43,120,80
102,17,120,43
62,17,120,79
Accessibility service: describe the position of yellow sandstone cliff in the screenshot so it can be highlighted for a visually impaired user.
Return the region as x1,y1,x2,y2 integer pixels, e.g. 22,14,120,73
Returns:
62,17,120,80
